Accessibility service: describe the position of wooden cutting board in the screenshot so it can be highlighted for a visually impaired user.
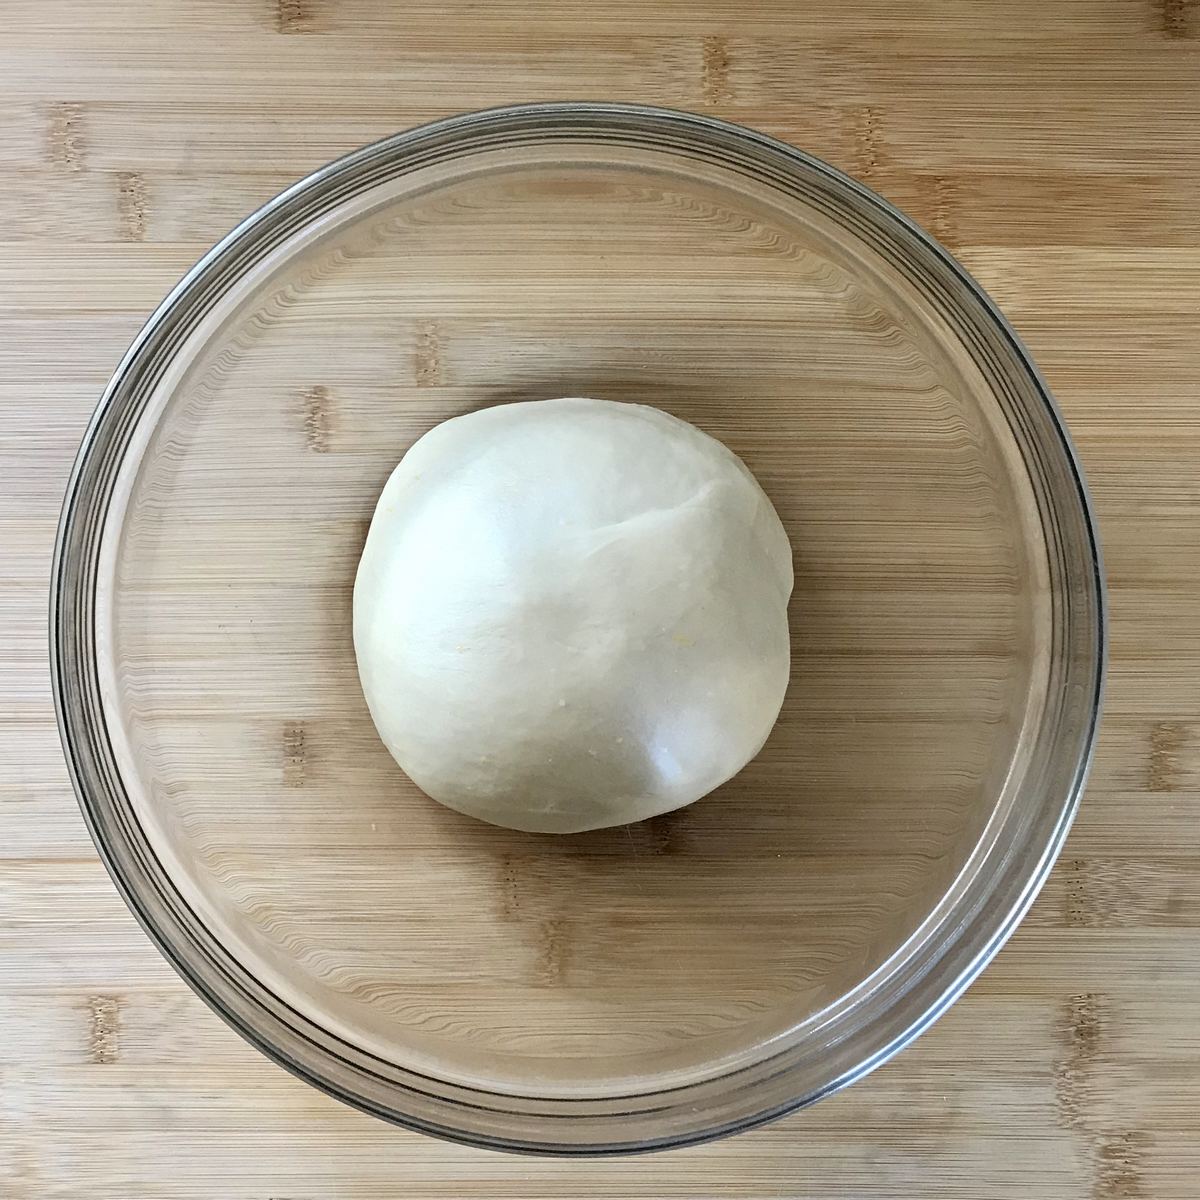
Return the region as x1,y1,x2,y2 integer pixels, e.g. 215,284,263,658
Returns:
2,2,1198,1196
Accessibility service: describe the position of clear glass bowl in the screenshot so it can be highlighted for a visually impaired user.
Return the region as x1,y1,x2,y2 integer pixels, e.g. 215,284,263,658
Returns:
51,103,1104,1154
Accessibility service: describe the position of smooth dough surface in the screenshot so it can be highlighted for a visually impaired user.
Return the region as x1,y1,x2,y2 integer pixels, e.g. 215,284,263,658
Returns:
354,397,793,834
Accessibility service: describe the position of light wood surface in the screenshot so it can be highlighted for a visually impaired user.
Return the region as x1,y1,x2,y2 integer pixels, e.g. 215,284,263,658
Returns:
2,2,1198,1196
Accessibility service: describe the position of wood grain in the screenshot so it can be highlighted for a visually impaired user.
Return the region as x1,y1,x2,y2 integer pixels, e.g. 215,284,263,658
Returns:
1,1,1199,1196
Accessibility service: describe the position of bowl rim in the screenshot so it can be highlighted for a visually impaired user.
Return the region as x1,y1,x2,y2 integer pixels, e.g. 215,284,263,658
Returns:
50,100,1107,1155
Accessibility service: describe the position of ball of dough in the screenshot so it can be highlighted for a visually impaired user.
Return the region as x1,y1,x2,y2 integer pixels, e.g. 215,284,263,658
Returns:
354,397,792,834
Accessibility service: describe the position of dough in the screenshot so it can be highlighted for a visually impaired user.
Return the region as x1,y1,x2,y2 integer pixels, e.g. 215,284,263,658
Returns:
354,397,793,834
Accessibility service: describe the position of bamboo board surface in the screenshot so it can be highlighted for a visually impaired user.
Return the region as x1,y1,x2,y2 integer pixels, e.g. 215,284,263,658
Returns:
2,2,1199,1197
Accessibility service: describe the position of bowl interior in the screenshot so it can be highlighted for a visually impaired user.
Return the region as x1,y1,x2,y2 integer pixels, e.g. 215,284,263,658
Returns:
98,132,1049,1102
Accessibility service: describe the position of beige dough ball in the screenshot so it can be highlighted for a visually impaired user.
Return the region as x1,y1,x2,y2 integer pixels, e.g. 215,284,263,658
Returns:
354,397,792,834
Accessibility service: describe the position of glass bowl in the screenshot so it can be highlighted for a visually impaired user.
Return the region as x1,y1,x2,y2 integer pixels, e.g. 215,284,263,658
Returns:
51,103,1104,1154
